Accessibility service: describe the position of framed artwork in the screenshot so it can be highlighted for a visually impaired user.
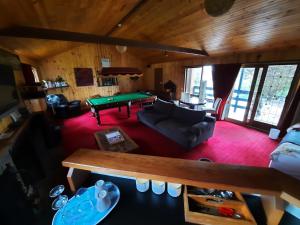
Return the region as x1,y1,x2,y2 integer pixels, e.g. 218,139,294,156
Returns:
74,68,93,86
101,58,110,68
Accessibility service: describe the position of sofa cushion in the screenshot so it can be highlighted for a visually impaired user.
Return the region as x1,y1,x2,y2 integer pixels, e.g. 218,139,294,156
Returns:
156,119,190,133
280,130,300,146
153,99,174,115
171,106,206,124
156,119,198,146
137,110,169,126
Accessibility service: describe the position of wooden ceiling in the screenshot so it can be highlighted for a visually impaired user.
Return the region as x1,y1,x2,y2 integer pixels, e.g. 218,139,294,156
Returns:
0,0,300,64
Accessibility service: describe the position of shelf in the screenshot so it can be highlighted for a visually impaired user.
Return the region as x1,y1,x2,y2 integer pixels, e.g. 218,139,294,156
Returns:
183,186,256,225
46,86,69,90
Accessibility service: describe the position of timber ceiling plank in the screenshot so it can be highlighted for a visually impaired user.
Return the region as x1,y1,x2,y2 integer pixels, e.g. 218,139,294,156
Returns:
0,0,140,59
0,0,299,63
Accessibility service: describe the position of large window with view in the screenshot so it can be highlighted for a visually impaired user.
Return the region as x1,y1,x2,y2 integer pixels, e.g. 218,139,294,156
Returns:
184,66,214,106
254,65,297,126
225,63,298,129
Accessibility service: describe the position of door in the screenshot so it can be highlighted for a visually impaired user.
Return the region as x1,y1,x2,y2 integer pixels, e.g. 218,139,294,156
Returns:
226,67,256,122
225,64,299,130
250,64,298,129
154,68,163,91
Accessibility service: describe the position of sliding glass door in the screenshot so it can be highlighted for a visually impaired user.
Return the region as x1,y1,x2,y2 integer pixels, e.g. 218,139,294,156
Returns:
225,63,299,130
184,66,214,105
252,65,298,127
227,67,256,121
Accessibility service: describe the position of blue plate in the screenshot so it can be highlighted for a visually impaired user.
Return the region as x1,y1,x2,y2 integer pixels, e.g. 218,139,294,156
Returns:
52,183,120,225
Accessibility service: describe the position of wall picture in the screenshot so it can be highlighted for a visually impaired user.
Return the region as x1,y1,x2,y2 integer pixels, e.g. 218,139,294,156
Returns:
101,58,111,68
74,68,93,86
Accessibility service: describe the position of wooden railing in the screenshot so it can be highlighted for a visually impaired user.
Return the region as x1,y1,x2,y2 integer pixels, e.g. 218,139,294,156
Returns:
62,149,300,208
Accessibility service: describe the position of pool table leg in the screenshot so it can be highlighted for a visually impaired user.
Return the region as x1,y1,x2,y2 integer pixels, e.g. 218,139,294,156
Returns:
95,110,101,125
118,106,121,112
127,102,131,117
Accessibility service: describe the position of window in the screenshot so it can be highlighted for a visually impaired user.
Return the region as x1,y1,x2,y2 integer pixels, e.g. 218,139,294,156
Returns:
227,67,255,121
100,77,118,86
31,66,40,83
184,66,214,103
254,65,297,125
225,63,298,129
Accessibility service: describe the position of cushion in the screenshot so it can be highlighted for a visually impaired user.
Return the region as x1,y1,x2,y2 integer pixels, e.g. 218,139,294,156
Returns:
156,119,199,146
281,130,300,146
137,111,168,125
152,99,174,115
171,106,206,124
156,119,190,132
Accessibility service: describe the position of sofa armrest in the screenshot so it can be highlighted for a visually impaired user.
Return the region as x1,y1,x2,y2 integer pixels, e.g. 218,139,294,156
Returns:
204,115,216,123
185,122,209,136
144,105,154,111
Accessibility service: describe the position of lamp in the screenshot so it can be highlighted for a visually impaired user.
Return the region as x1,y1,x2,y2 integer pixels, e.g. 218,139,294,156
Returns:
204,0,235,17
116,45,127,53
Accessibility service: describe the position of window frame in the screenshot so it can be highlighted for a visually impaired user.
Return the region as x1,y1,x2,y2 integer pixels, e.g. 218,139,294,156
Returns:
224,62,300,132
184,65,214,102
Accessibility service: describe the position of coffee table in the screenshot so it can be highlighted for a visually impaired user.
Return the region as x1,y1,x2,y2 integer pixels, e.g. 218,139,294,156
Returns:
94,127,138,153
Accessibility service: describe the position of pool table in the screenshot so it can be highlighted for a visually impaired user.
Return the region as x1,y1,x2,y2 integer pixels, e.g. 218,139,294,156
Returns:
87,92,156,125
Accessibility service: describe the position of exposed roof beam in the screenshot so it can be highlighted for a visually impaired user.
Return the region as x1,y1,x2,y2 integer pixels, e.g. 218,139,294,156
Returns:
0,26,208,56
106,0,148,36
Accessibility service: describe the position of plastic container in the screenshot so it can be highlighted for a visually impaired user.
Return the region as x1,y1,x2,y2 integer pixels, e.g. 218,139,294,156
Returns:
269,128,280,140
167,183,182,197
136,178,150,192
151,180,165,195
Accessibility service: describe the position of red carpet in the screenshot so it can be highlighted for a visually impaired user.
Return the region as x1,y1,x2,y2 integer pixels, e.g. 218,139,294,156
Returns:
62,105,278,167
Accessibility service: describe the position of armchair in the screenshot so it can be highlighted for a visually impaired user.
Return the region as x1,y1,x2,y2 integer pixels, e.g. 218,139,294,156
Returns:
46,94,81,118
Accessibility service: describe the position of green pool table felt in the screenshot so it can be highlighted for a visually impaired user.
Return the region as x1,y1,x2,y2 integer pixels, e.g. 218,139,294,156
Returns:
87,92,152,105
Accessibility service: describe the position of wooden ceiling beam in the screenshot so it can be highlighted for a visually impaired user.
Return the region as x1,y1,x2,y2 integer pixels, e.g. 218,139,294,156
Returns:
0,26,208,56
105,0,148,36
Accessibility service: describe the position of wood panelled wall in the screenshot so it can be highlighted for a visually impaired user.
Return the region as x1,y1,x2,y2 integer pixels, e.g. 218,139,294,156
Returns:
144,48,300,99
38,43,146,102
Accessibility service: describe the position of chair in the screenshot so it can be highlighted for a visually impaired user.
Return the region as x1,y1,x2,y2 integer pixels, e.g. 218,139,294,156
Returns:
46,94,81,118
203,98,222,116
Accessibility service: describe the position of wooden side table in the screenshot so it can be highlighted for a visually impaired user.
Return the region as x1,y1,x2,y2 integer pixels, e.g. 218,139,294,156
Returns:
94,127,138,153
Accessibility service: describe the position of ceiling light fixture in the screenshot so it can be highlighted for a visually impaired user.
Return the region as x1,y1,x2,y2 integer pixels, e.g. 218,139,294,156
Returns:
204,0,235,17
116,45,127,53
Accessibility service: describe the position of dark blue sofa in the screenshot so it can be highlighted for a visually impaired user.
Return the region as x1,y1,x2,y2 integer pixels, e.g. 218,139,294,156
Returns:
137,99,216,149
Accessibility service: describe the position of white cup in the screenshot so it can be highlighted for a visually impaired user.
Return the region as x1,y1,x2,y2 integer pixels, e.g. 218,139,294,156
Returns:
151,180,165,195
95,180,105,198
96,190,111,212
167,183,182,197
136,178,150,192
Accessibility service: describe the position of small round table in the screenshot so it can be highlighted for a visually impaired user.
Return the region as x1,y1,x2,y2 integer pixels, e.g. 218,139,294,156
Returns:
179,97,206,110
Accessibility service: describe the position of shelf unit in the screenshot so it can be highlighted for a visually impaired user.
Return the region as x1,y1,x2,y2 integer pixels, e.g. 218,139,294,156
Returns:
183,186,256,225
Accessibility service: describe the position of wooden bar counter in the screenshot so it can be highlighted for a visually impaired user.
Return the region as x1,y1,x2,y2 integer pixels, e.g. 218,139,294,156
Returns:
62,149,300,208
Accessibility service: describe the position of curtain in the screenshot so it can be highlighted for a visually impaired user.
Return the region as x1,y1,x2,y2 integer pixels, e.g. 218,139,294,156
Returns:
278,82,300,136
21,63,35,85
212,63,241,120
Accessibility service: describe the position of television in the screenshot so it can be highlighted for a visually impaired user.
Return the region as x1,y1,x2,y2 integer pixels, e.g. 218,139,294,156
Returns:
0,64,19,118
